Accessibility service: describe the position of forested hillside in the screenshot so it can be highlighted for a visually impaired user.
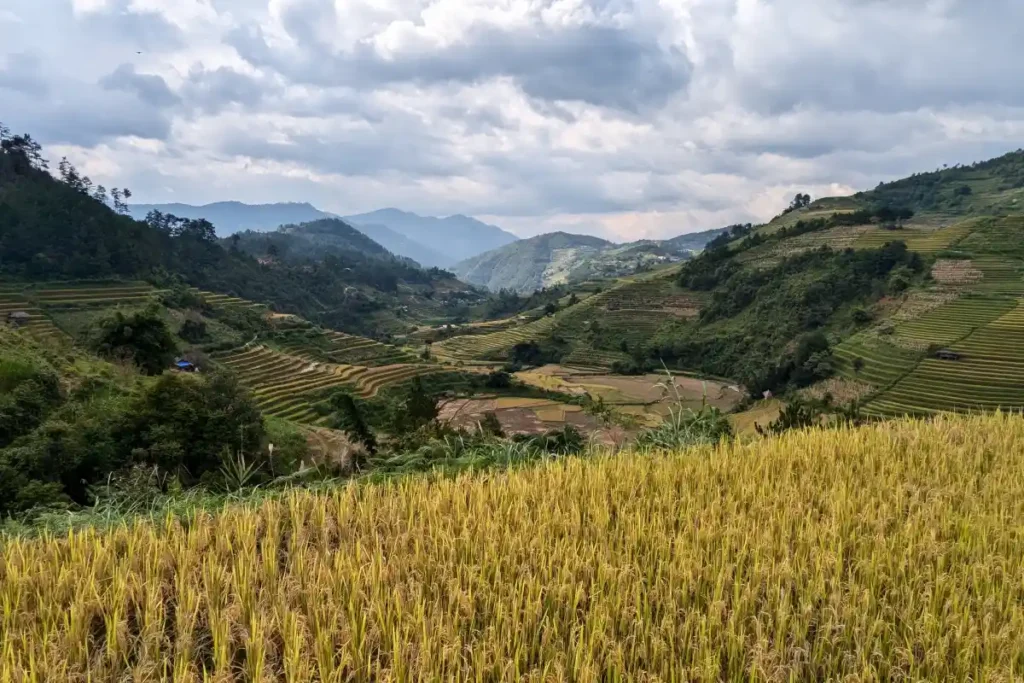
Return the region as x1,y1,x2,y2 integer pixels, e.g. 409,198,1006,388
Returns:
453,228,726,293
127,201,332,237
0,125,486,336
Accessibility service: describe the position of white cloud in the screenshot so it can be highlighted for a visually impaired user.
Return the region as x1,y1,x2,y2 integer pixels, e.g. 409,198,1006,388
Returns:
2,0,1024,240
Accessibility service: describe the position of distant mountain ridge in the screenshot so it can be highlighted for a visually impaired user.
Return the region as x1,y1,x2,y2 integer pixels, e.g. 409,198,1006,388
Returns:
128,202,517,267
128,201,331,237
342,209,519,265
233,218,397,262
453,228,727,293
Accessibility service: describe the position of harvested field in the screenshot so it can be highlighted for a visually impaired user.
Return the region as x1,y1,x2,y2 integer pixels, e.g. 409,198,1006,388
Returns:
931,259,983,285
890,289,962,321
729,399,783,434
515,367,744,421
799,377,875,404
439,397,608,438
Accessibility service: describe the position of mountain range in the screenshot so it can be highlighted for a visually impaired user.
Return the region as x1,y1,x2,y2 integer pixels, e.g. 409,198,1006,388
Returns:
128,202,518,268
343,209,518,267
453,228,728,293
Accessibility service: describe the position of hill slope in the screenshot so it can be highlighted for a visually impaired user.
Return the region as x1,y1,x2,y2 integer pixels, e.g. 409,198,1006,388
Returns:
0,132,484,336
453,227,727,293
232,218,397,261
349,221,448,268
439,147,1024,420
7,413,1024,680
344,208,518,265
128,201,332,237
453,232,612,293
128,202,514,266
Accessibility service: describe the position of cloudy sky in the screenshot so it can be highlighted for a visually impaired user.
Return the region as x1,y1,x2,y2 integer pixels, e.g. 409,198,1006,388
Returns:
2,0,1023,240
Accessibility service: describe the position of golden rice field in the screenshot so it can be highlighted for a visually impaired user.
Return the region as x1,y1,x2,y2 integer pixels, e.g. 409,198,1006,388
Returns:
5,414,1024,681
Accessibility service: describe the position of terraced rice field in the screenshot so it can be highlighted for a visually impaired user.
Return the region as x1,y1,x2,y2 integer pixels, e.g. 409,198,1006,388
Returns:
600,278,702,316
194,290,268,312
969,258,1024,295
833,333,922,387
594,309,667,345
217,346,363,423
854,221,975,253
866,299,1024,416
218,345,444,422
561,347,631,370
737,225,875,266
892,295,1013,347
0,291,65,342
30,282,164,309
435,315,557,360
273,329,414,366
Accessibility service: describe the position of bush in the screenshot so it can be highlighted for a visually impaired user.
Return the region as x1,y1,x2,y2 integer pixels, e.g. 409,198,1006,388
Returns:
485,370,512,389
635,404,733,450
178,312,208,343
519,426,585,455
851,307,873,324
92,305,177,375
479,412,504,437
611,359,649,375
128,372,266,486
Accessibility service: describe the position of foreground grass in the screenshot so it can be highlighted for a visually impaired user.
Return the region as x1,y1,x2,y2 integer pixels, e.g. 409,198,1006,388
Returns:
5,414,1024,680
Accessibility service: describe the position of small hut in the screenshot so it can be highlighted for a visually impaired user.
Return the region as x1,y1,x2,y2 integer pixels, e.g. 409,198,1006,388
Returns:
7,311,31,328
935,349,961,361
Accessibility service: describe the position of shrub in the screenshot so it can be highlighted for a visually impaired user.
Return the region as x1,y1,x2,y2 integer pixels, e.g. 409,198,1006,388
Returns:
178,312,208,343
92,305,177,375
128,372,266,486
635,403,733,450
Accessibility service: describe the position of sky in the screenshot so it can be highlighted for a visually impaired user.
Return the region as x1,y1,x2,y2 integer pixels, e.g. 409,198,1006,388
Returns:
2,0,1024,241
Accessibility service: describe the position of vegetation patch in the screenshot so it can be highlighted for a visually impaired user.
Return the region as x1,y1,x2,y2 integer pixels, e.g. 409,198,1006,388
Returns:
8,414,1024,679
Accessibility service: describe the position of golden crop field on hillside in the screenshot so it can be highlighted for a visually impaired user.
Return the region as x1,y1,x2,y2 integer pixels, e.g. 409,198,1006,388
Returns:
5,414,1024,681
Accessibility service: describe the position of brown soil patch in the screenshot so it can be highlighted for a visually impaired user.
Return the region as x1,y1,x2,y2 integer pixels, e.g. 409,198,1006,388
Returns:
498,408,548,435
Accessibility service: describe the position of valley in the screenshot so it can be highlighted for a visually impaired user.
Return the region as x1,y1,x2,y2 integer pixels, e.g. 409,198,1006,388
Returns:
6,91,1024,683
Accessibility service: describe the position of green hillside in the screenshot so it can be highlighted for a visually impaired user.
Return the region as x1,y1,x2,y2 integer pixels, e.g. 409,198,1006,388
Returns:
234,217,398,261
0,131,488,337
437,148,1024,420
452,228,725,294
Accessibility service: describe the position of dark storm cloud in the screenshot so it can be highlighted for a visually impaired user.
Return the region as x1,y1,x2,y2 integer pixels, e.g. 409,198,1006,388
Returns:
5,0,1024,238
6,88,173,147
0,52,48,95
101,63,180,108
181,66,269,113
229,13,692,111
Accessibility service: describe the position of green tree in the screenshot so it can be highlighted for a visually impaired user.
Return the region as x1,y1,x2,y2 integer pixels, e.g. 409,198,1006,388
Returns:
93,306,177,375
129,372,265,485
479,411,504,437
331,392,376,466
178,312,208,344
405,376,439,429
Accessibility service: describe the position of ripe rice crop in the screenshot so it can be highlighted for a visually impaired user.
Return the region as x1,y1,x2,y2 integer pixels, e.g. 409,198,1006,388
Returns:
5,413,1024,680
